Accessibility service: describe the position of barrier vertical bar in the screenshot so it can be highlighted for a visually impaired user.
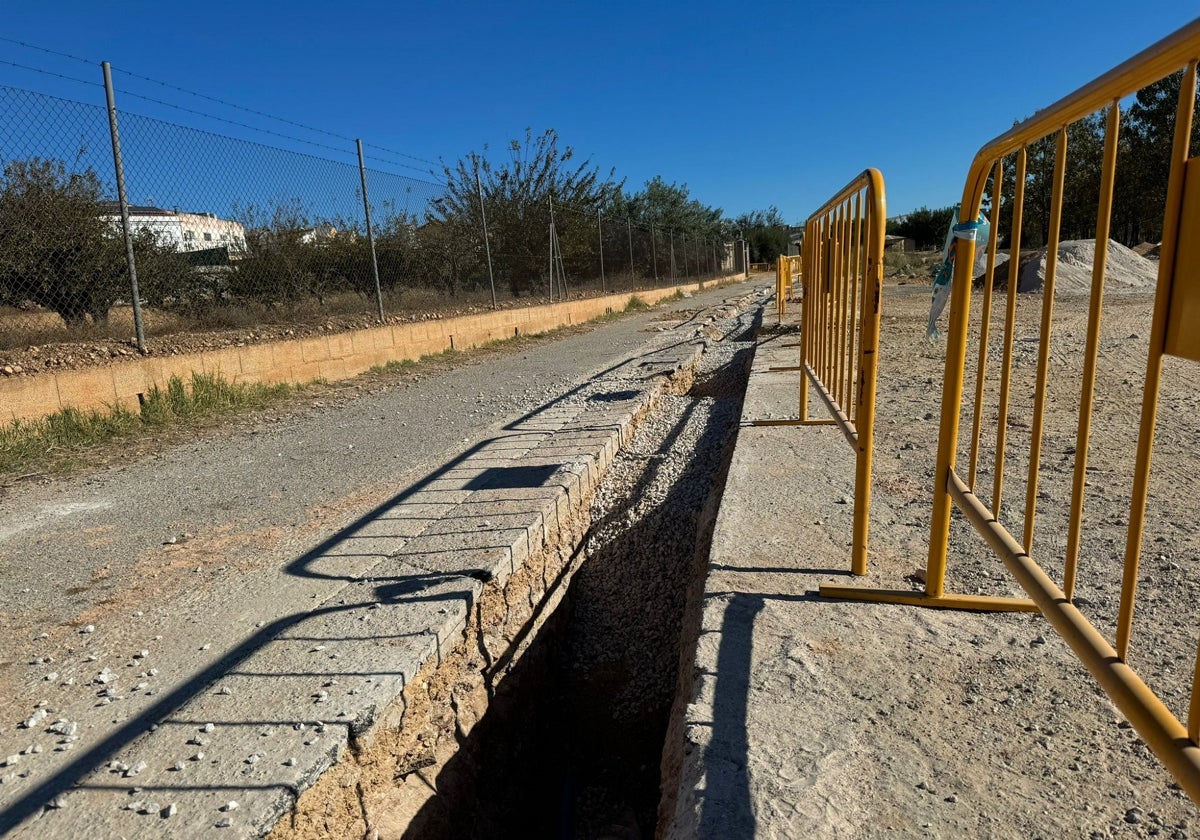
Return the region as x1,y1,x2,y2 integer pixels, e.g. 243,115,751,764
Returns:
670,229,676,280
597,209,606,293
993,147,1028,516
926,187,984,596
831,205,844,406
829,206,840,391
101,61,146,354
852,171,885,575
823,214,832,390
1064,102,1120,600
838,198,853,409
847,192,863,410
652,224,659,282
968,160,1004,485
821,215,832,389
548,195,555,301
1117,60,1198,661
476,169,498,310
1022,128,1069,553
799,221,812,422
627,217,634,279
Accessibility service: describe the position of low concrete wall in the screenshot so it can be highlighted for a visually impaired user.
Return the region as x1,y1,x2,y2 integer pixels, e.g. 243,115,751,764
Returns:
0,279,741,423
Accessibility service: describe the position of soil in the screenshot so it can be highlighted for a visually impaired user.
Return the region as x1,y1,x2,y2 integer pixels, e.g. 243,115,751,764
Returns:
703,277,1200,837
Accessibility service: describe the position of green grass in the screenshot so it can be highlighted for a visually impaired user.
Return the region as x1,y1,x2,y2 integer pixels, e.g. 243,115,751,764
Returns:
624,295,650,312
0,371,295,475
369,357,420,375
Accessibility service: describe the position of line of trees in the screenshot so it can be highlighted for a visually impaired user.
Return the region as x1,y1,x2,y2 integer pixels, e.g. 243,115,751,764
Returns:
886,205,955,251
0,130,775,328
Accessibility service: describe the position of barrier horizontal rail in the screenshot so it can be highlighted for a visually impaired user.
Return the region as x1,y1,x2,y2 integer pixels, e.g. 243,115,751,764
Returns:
822,17,1200,804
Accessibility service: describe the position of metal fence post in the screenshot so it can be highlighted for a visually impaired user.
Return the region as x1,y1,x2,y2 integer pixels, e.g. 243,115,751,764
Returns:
597,208,606,293
548,194,555,302
626,217,634,279
355,139,385,322
477,171,497,309
651,224,659,282
669,229,676,281
101,62,146,353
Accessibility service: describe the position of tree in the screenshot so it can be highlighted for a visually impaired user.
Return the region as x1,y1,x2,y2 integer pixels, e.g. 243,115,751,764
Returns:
0,158,128,326
623,178,728,276
1116,71,1200,245
432,129,622,296
230,202,370,305
733,207,789,263
888,205,955,250
993,72,1200,250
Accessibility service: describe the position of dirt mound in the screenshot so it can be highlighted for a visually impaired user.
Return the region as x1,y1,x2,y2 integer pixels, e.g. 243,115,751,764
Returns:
1017,239,1158,296
1132,241,1161,258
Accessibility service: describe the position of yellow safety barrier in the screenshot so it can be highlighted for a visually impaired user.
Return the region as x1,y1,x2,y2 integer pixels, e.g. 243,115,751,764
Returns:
775,253,801,320
795,170,885,575
821,18,1200,803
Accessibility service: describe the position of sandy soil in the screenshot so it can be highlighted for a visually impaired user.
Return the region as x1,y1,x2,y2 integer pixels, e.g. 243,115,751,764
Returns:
697,277,1200,837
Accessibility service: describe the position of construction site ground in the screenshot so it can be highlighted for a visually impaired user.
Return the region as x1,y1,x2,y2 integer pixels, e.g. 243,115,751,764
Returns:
664,280,1200,839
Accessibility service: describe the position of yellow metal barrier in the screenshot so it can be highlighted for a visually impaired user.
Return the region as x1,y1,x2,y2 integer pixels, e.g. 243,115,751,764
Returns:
775,253,801,320
795,170,885,575
822,19,1200,803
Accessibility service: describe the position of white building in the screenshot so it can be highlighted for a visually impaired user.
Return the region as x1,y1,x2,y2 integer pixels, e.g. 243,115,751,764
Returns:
177,211,247,255
101,205,247,257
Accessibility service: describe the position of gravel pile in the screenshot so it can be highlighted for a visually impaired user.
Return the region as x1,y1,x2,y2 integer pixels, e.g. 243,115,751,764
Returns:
1017,239,1158,295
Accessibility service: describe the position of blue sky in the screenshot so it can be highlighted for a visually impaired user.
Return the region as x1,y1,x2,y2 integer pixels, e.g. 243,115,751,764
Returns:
1,1,1198,224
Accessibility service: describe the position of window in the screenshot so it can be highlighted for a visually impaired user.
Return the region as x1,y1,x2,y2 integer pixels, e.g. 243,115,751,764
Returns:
203,232,213,241
182,230,195,242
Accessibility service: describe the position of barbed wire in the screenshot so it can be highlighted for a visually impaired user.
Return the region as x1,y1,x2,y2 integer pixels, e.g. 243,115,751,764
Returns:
0,36,93,66
0,35,439,174
0,58,100,90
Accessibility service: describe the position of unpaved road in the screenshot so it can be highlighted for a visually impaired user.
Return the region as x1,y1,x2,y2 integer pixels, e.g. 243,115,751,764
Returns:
0,281,753,827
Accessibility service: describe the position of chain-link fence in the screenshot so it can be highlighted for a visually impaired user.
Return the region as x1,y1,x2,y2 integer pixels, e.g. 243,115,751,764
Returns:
0,71,736,354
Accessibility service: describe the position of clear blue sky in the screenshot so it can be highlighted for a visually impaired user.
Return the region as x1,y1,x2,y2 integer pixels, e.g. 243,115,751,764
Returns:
1,1,1198,224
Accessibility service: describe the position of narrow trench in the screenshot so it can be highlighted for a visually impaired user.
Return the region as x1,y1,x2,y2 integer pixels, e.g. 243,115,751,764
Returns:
400,315,758,840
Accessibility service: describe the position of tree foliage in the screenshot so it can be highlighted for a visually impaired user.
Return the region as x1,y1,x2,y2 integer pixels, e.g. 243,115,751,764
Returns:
732,207,789,263
0,157,202,326
992,70,1200,248
0,158,128,325
432,128,622,296
887,205,955,250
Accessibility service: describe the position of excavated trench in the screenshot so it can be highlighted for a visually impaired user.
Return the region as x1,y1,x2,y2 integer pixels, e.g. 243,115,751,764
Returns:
397,316,758,839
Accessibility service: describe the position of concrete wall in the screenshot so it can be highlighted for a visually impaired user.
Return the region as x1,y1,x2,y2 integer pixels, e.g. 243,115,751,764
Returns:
1,278,743,423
